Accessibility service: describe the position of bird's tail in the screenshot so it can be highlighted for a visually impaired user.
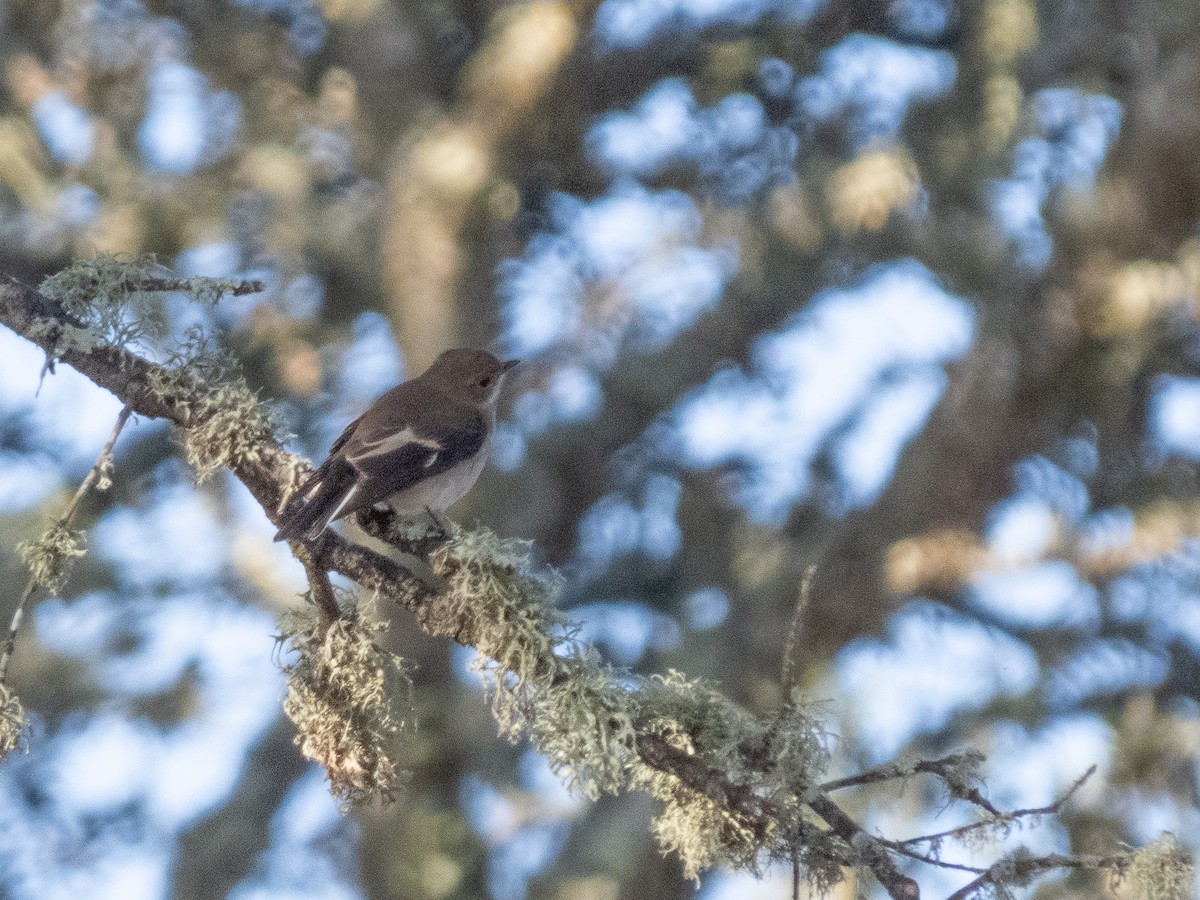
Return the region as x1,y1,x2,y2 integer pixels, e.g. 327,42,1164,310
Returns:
274,460,358,543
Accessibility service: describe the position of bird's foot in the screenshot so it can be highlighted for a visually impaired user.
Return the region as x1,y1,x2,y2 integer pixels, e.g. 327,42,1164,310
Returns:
357,504,396,538
423,506,451,544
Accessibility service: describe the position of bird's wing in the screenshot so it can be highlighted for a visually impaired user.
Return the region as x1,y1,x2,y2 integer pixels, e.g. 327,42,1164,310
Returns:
273,456,358,542
331,404,488,518
327,411,366,457
273,387,489,542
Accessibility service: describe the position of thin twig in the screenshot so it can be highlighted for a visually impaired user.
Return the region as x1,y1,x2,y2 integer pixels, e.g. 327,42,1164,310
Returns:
792,849,801,900
878,840,987,875
899,765,1097,848
823,752,1001,818
823,752,975,791
944,852,1130,900
0,404,133,684
781,565,815,690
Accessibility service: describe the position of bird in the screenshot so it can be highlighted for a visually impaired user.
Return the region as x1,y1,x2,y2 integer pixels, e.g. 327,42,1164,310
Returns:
274,348,518,543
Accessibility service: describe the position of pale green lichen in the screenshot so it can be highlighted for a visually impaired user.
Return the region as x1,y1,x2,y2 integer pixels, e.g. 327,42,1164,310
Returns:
18,522,86,595
431,524,565,714
279,603,413,805
37,255,281,484
527,650,636,798
627,673,831,883
40,253,169,350
937,749,988,804
147,327,282,482
0,683,27,760
430,526,639,798
183,276,251,306
640,768,755,882
987,848,1037,899
425,525,846,884
39,254,254,351
1128,834,1194,900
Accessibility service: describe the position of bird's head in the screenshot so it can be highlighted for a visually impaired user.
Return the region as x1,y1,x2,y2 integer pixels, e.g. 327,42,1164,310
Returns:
428,348,519,404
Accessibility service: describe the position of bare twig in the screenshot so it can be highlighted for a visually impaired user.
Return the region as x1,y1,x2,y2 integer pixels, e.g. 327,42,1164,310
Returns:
944,852,1129,900
0,403,133,684
898,765,1097,848
878,841,987,875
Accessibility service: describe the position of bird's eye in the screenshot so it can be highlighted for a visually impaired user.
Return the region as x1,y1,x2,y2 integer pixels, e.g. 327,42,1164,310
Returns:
479,376,493,388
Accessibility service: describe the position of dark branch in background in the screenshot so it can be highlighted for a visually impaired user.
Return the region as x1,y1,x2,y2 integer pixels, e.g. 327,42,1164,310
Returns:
0,403,133,685
780,564,815,691
0,272,1163,900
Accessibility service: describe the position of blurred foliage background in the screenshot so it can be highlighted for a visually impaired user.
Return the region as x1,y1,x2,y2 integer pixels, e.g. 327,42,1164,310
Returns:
1,0,1199,897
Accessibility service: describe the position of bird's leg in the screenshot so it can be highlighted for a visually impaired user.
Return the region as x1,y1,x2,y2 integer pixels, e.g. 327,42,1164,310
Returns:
424,506,450,542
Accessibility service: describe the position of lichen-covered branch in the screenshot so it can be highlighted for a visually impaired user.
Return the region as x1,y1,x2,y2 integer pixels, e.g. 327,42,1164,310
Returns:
0,262,1188,900
295,544,343,639
822,750,1001,818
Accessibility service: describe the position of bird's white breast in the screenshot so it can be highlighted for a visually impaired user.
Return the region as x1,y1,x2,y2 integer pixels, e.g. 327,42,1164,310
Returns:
385,437,491,514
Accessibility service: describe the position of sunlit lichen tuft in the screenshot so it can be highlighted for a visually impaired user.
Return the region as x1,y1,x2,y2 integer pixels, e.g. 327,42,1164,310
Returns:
18,522,86,595
147,326,282,482
527,650,636,798
1127,834,1194,900
279,603,413,805
0,684,27,760
40,253,169,349
432,524,564,719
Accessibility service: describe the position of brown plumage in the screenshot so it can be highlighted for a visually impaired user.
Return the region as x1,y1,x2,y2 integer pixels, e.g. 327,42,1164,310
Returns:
274,348,517,543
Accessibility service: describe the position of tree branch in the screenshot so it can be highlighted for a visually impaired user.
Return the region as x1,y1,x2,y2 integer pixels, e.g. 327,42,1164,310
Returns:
822,751,1001,818
295,544,342,639
943,852,1129,900
897,765,1096,849
118,276,265,296
807,794,921,899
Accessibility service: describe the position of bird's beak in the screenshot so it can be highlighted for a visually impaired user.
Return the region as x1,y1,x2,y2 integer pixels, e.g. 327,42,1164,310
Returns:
502,359,520,373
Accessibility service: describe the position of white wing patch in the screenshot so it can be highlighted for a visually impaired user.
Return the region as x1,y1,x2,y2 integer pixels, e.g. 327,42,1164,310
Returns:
324,480,361,526
350,426,442,464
